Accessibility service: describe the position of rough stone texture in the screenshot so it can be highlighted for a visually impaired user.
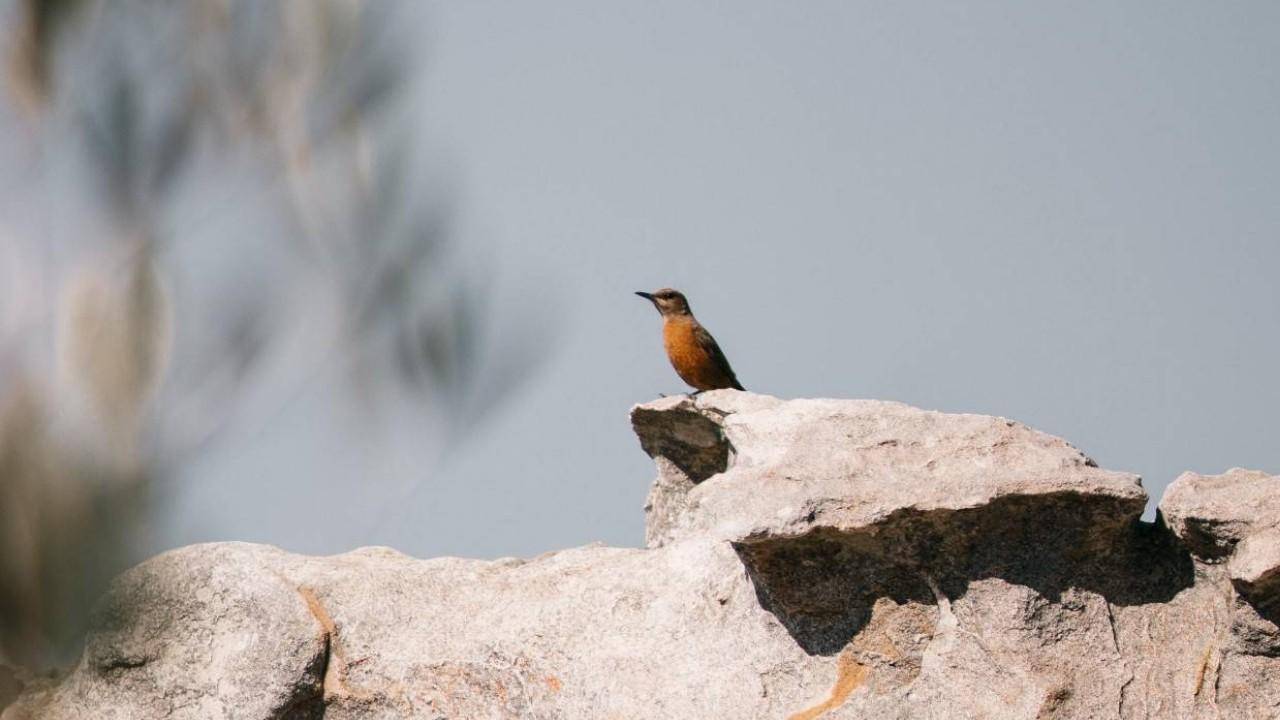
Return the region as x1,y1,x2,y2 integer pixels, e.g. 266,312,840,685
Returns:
1158,468,1280,658
1232,527,1280,603
631,394,1146,548
6,393,1280,719
1160,469,1280,561
4,544,327,719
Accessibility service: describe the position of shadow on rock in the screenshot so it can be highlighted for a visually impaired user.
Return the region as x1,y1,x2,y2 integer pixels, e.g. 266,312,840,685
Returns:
630,402,732,483
735,492,1195,656
738,535,936,656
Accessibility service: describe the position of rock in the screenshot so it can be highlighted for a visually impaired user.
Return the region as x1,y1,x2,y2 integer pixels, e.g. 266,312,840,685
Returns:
1159,468,1280,560
1231,526,1280,600
633,394,1155,659
6,543,327,719
1159,468,1280,625
9,541,809,720
631,393,1147,550
7,393,1280,719
631,391,782,547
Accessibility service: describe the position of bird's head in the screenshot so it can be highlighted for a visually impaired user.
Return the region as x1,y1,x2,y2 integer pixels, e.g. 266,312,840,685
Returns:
635,288,692,317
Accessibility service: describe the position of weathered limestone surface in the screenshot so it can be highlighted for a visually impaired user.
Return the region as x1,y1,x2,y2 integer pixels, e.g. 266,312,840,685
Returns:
6,392,1279,719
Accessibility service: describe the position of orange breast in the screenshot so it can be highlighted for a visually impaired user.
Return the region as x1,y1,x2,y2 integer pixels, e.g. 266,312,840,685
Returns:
662,318,725,390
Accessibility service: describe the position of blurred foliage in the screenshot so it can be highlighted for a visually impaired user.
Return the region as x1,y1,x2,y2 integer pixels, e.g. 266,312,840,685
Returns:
0,0,532,671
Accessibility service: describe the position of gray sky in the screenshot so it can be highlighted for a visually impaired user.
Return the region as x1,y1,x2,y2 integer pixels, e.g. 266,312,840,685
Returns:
171,1,1279,559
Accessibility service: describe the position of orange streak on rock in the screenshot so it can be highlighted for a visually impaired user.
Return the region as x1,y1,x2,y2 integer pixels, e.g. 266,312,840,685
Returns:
786,652,869,720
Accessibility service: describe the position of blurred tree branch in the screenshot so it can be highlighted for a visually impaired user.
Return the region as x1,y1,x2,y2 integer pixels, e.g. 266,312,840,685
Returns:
0,0,537,673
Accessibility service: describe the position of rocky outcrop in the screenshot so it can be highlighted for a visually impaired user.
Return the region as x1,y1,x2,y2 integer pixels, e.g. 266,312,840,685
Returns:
1160,468,1280,561
1159,468,1280,663
6,393,1279,719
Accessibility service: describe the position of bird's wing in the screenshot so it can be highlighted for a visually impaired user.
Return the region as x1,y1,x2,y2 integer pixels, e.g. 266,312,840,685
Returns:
694,324,744,391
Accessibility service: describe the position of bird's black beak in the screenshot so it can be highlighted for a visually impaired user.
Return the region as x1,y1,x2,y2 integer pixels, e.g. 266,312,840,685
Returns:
635,291,654,302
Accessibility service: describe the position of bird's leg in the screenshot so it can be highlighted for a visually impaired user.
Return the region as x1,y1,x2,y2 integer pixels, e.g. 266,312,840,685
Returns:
688,389,704,398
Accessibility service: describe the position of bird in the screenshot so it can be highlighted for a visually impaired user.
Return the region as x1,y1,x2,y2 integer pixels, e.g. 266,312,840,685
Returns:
636,288,744,393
